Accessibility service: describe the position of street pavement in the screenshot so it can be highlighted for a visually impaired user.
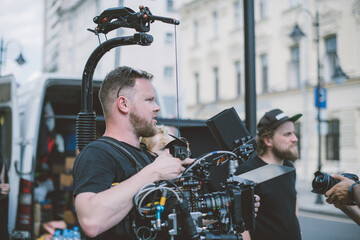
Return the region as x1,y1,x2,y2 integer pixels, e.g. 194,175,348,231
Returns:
296,179,347,218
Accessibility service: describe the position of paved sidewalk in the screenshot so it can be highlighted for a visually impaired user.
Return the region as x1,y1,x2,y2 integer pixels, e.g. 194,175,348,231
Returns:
296,179,347,218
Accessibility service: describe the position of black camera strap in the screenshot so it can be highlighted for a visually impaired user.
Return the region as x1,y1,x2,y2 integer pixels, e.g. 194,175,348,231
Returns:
98,137,144,172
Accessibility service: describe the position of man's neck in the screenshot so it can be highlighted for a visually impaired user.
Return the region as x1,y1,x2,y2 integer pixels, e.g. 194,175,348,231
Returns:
103,117,142,148
103,130,140,148
260,151,284,165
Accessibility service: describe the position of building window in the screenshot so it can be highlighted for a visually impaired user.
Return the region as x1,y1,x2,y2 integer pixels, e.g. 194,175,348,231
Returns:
235,61,242,96
261,54,268,93
195,73,200,104
288,45,300,89
214,67,219,100
167,0,174,12
325,35,337,82
260,0,268,19
0,111,11,167
194,20,199,45
165,32,173,44
234,1,242,29
163,96,176,117
164,66,173,81
326,119,340,160
213,11,218,38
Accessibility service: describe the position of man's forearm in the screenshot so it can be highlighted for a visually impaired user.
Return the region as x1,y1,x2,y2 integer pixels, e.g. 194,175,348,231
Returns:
352,184,360,208
338,205,360,226
75,165,159,237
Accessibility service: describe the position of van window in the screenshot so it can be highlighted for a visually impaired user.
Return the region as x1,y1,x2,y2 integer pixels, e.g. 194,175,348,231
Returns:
0,108,12,168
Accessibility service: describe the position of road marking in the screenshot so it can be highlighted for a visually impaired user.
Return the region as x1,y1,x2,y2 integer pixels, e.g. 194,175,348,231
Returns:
299,211,356,224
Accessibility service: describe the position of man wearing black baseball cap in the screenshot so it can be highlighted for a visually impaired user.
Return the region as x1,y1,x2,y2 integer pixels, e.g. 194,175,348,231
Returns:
237,109,302,240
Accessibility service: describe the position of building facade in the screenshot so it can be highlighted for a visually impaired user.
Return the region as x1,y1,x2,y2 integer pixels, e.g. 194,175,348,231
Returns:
43,0,185,118
180,0,360,180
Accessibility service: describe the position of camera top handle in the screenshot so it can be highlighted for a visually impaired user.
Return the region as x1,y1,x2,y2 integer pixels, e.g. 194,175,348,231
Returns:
88,5,179,35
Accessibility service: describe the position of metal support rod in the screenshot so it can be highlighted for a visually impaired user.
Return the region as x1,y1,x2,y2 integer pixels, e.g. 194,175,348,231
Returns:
114,0,124,68
315,11,321,173
290,8,324,203
315,11,324,204
243,0,257,137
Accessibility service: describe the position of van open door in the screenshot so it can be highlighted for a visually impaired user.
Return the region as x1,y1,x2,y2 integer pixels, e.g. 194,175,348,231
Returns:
0,75,21,236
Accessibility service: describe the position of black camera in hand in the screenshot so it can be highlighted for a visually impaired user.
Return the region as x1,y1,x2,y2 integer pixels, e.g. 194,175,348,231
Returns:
311,171,359,194
164,134,190,160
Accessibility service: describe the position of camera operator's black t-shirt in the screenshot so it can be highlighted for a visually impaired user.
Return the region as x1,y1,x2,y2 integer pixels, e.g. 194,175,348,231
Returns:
236,155,301,240
73,137,155,240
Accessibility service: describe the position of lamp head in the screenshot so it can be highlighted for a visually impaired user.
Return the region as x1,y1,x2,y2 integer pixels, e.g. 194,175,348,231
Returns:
15,53,26,65
289,24,306,42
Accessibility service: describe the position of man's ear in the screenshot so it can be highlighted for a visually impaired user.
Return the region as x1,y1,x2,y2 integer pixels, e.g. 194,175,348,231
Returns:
263,135,273,147
117,96,129,113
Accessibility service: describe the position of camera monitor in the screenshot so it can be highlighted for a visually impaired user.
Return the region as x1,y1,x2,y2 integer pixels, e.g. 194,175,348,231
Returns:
206,107,252,151
179,124,219,158
179,124,227,191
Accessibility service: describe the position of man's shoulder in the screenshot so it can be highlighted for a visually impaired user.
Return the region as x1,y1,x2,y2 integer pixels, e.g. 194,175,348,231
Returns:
75,137,128,165
81,137,135,153
284,160,295,168
236,154,264,174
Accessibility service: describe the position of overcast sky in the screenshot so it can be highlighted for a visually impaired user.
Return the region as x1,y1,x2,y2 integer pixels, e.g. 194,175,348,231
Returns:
0,0,43,85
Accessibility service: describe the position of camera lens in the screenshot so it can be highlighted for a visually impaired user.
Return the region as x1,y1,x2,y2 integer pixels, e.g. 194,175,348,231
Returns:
311,171,339,194
197,192,230,215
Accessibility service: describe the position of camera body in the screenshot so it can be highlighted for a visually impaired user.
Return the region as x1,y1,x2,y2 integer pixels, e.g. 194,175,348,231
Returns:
311,171,359,194
133,161,256,240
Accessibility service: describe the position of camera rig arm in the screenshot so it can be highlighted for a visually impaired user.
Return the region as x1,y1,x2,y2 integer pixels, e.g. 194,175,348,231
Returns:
76,6,179,150
88,5,179,35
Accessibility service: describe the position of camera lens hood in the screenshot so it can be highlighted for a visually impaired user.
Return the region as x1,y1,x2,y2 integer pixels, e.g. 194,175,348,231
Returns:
311,171,333,194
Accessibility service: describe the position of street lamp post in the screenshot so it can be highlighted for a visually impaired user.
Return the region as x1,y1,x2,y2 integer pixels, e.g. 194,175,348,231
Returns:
0,38,26,76
289,9,323,204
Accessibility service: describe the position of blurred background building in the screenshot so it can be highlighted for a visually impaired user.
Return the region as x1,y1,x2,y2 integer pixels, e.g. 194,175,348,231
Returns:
42,0,360,180
180,0,360,180
43,0,185,118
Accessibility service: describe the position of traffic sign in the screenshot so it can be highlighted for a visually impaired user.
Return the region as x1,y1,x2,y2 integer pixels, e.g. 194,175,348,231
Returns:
314,87,327,108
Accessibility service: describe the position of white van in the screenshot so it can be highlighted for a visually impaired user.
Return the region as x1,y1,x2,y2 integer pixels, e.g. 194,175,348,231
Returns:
0,73,109,239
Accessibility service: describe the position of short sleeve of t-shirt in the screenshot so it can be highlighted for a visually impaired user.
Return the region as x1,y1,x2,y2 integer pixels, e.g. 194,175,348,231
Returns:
73,143,119,196
72,138,149,197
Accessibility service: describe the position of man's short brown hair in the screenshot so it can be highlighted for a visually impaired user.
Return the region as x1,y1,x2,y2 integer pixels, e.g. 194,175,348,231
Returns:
256,128,276,156
99,66,153,116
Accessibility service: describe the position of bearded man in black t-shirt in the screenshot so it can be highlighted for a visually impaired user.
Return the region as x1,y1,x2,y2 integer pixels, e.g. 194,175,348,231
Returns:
73,66,193,239
237,108,302,240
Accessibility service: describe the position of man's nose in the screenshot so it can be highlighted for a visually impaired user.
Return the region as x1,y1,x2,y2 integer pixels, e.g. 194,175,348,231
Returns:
154,102,160,112
292,133,298,142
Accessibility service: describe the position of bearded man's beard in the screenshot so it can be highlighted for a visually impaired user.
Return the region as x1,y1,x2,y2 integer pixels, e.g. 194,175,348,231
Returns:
130,111,157,138
272,144,299,162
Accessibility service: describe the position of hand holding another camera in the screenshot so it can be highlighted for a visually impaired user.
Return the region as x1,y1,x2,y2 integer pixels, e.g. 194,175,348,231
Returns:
325,175,356,206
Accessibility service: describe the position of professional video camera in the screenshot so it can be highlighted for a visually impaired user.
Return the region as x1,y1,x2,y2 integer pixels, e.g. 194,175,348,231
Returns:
312,171,359,194
132,108,257,240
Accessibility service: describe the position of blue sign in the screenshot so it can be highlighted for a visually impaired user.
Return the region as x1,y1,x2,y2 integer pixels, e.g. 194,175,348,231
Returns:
314,87,327,108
